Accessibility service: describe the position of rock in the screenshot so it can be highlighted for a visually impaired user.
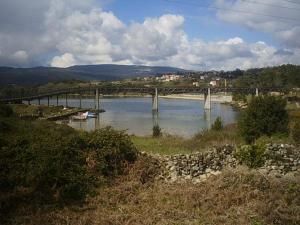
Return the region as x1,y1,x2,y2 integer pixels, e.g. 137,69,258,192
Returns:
210,170,222,176
205,168,212,173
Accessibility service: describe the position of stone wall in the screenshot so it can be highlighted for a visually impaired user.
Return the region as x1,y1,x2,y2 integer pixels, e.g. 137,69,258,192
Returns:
142,143,300,183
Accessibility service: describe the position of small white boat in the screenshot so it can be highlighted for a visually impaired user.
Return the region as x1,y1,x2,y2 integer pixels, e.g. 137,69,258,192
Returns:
87,112,97,118
72,112,88,120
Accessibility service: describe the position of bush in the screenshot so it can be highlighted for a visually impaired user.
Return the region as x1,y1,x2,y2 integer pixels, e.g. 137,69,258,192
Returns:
238,95,289,143
153,125,162,137
0,104,13,117
211,117,223,131
0,120,93,203
84,127,137,176
236,145,266,168
291,121,300,145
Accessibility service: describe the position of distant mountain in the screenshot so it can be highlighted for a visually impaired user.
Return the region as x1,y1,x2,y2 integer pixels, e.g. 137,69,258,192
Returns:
0,64,187,86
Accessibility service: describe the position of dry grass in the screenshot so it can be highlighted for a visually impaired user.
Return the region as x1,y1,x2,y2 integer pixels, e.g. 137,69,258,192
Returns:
4,155,299,225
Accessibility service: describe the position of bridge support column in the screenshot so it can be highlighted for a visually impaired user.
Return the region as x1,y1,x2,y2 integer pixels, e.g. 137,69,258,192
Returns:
152,88,158,111
204,88,211,110
95,88,99,110
255,88,259,96
56,96,59,106
47,96,50,106
65,93,68,108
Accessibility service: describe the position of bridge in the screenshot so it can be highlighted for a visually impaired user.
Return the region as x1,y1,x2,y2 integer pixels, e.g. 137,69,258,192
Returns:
0,86,287,111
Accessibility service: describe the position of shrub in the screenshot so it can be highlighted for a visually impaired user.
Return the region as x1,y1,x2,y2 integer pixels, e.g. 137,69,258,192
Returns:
238,95,289,143
0,104,13,117
153,124,162,137
235,145,266,168
0,120,93,203
85,127,137,176
291,121,300,145
211,117,223,131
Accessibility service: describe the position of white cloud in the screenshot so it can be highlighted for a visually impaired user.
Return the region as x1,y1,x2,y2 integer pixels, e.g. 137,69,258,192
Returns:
214,0,300,48
0,0,299,70
51,53,76,67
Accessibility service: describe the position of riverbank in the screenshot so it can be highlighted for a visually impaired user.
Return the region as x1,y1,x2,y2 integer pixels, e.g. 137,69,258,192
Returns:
160,94,233,102
10,104,105,121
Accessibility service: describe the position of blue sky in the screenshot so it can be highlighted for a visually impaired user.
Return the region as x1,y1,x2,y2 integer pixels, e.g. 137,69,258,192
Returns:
102,0,275,45
0,0,299,70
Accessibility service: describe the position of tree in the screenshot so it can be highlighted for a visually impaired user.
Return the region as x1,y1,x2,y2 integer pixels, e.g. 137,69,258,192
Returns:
238,95,289,143
211,117,223,131
153,125,162,137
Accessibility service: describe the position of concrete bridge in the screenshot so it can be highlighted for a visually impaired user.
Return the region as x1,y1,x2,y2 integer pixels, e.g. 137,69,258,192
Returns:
0,86,286,111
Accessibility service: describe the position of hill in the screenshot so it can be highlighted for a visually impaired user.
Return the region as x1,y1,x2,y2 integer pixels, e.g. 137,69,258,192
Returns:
0,64,186,86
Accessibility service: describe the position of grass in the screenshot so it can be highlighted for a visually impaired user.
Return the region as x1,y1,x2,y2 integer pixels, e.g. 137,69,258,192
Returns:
131,124,244,155
4,156,299,225
131,134,192,155
11,104,63,116
10,104,81,119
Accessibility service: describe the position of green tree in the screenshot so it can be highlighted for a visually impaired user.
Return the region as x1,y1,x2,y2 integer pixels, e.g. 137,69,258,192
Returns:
211,117,223,131
153,124,162,137
238,95,289,143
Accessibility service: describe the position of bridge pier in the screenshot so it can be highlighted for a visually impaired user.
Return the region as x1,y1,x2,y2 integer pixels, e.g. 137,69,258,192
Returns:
95,88,100,110
47,96,50,106
204,88,211,110
56,96,59,106
152,88,158,111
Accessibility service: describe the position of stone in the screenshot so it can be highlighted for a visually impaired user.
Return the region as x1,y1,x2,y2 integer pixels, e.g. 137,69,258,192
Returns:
205,168,212,173
210,170,222,176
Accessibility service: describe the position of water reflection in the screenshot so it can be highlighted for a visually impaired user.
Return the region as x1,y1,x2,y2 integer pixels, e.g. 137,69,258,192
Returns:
203,110,211,130
152,111,159,127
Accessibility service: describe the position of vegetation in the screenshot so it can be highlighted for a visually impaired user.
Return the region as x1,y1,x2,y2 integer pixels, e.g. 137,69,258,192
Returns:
131,135,191,155
211,116,223,131
132,124,243,155
236,145,266,168
84,127,137,176
0,104,138,223
152,124,162,137
291,121,300,145
238,96,289,143
234,64,300,88
5,160,299,225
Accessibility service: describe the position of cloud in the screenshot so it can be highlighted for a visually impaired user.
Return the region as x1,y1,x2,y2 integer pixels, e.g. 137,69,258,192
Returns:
51,53,76,68
214,0,300,48
0,0,299,70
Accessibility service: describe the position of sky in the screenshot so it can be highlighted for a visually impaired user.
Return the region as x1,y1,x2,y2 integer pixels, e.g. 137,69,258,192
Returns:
0,0,300,70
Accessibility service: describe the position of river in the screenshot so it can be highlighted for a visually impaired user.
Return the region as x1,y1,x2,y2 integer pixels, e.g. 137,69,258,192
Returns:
36,97,237,138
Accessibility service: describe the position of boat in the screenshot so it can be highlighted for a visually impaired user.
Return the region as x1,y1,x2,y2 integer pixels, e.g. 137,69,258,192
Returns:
72,112,88,120
87,111,97,118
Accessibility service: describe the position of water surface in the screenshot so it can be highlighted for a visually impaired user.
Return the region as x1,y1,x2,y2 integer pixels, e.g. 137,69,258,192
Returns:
34,97,237,138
